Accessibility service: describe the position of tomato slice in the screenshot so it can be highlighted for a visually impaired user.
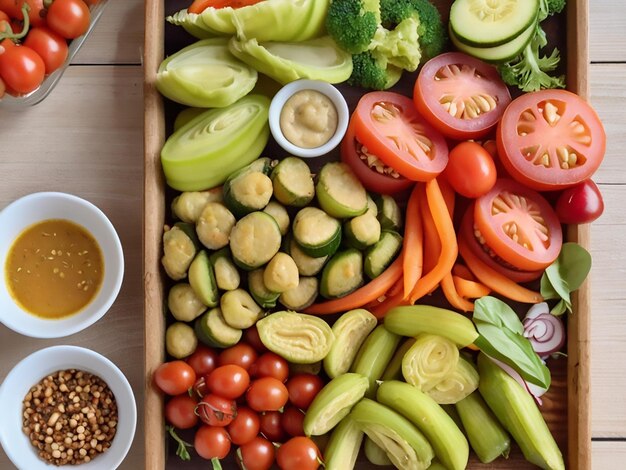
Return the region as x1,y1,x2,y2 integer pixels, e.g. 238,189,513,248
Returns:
352,91,448,182
497,89,606,191
340,117,414,195
474,179,562,271
460,202,543,283
413,52,511,140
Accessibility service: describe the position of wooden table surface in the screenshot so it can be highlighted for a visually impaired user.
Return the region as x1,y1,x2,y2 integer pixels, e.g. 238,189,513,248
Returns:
0,1,624,469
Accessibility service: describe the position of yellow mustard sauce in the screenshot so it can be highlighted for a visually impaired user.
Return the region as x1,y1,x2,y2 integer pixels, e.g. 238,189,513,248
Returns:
279,89,338,149
5,219,104,319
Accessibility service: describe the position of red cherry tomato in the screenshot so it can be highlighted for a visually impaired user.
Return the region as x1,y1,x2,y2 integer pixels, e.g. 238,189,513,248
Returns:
206,364,250,399
243,326,268,353
0,44,45,94
497,89,606,191
281,406,305,437
237,436,275,470
0,0,45,27
23,26,69,75
286,374,324,410
186,344,218,377
227,406,260,445
218,343,258,371
250,352,289,382
555,179,604,224
413,52,511,140
247,377,289,412
276,436,322,470
153,361,196,396
194,425,231,460
165,394,198,430
197,394,237,427
444,141,497,198
259,410,286,442
46,0,90,39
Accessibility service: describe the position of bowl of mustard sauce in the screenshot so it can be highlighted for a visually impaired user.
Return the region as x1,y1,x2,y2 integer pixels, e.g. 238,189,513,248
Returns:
269,79,350,158
0,192,124,338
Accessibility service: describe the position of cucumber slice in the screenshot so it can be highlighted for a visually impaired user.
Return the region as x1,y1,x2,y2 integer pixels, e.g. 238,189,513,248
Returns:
248,268,281,308
292,207,342,258
230,211,282,270
195,307,242,348
449,0,539,48
320,249,364,299
344,212,381,250
263,201,290,235
364,231,403,279
279,276,319,311
220,288,263,329
271,156,315,207
188,250,219,307
288,237,328,276
316,162,368,218
375,195,403,232
449,20,537,64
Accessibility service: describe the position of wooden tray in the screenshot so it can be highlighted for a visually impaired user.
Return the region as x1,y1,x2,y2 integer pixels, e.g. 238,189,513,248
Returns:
143,1,591,468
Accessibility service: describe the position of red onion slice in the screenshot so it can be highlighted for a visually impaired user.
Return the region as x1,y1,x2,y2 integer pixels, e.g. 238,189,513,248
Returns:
523,303,566,358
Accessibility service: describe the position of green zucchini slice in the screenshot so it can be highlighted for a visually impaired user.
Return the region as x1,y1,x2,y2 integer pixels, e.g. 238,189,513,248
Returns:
188,250,219,307
263,201,290,236
220,288,263,329
271,157,315,207
230,211,282,270
279,276,319,311
375,195,403,232
292,207,341,258
320,249,364,299
344,212,382,250
195,307,242,348
316,162,368,218
248,268,281,309
288,237,328,276
364,230,403,279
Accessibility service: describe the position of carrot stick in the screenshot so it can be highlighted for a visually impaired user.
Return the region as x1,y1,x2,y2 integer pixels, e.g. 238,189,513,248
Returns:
452,263,475,281
453,275,491,299
370,291,409,319
441,272,474,312
387,275,405,298
304,255,404,315
438,177,456,217
458,237,543,304
419,184,440,276
408,179,458,304
402,184,424,298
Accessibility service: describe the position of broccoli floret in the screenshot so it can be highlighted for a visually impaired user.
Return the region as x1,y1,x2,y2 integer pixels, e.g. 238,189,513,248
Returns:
369,16,422,71
326,0,382,54
539,0,566,20
348,51,403,90
498,26,565,92
380,0,446,61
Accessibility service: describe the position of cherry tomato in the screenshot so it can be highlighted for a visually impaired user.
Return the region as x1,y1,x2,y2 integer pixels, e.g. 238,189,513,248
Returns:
165,394,198,430
154,361,196,396
0,10,9,32
444,141,497,198
276,436,322,470
186,344,218,377
281,406,305,437
227,406,260,445
0,44,45,94
206,364,250,399
259,410,286,442
414,52,511,140
247,377,289,412
352,91,448,182
250,352,289,382
46,0,90,39
188,0,263,14
218,343,258,371
194,425,231,460
0,0,45,27
497,89,606,191
237,436,275,470
286,374,324,410
23,26,69,75
474,179,563,271
555,179,604,224
243,326,267,353
197,394,237,427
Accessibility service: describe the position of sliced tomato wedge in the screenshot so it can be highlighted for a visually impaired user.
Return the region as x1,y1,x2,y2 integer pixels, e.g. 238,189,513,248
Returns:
497,89,606,191
341,117,414,195
460,202,543,283
352,91,448,182
474,179,562,271
413,52,511,140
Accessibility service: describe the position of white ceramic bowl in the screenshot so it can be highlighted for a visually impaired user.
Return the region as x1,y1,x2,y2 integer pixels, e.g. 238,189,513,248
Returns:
0,192,124,338
0,345,137,470
269,79,350,158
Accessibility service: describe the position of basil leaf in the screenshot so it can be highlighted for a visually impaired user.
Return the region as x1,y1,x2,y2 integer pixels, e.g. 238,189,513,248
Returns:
540,272,560,300
474,322,551,389
474,296,524,335
550,298,570,316
545,260,570,302
559,242,592,291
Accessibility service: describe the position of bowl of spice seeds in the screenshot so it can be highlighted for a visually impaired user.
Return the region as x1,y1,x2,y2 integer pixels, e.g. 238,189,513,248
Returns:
0,345,136,469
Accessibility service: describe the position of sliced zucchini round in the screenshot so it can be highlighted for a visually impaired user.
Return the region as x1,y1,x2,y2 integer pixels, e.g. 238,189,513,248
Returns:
230,211,282,270
375,194,403,232
344,212,382,250
196,202,236,250
316,162,367,218
292,207,341,258
271,156,315,207
248,268,281,308
171,187,223,223
168,283,207,322
263,200,290,235
210,249,241,291
320,249,364,299
365,194,378,217
263,252,300,293
161,224,197,281
288,237,328,276
188,250,219,307
166,322,198,359
223,171,273,217
279,276,319,311
195,307,242,348
364,231,403,280
220,288,263,329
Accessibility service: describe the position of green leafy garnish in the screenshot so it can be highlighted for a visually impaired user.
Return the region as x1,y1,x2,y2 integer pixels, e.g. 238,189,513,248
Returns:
540,243,592,315
166,425,192,461
473,297,551,389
